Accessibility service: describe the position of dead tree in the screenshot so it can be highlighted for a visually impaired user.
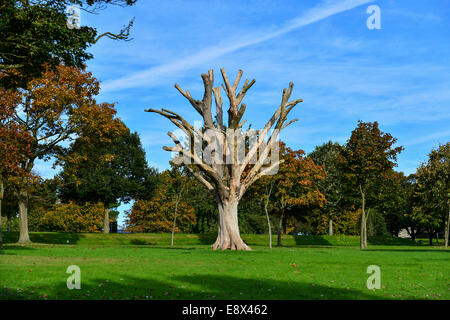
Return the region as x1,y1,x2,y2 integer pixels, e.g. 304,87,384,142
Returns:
146,69,302,250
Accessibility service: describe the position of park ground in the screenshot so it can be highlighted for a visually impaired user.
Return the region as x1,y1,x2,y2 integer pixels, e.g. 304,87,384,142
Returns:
0,233,448,300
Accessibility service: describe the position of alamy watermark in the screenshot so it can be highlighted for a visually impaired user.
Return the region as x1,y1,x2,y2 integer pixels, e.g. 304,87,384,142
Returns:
66,265,81,290
366,5,381,30
66,5,81,30
366,265,381,290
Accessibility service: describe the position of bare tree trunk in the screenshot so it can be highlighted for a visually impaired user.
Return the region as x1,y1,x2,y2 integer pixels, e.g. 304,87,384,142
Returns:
264,181,273,249
364,208,371,248
103,208,110,234
171,187,184,247
360,185,366,250
171,207,178,247
0,181,4,246
277,210,284,247
17,190,30,243
444,206,450,250
428,230,433,246
264,203,272,249
7,214,11,233
212,200,251,250
328,217,333,236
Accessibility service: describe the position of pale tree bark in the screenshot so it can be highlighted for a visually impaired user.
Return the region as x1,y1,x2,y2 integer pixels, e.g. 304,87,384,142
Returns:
0,181,4,246
359,184,367,250
264,180,274,249
17,190,30,243
328,217,333,236
444,205,449,250
277,210,284,247
103,208,110,234
146,68,302,250
365,208,371,248
171,185,185,247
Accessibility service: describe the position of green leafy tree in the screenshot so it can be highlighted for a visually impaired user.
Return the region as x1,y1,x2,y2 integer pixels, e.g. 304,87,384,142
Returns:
338,121,403,249
59,125,157,233
0,0,136,88
308,141,344,235
414,142,449,247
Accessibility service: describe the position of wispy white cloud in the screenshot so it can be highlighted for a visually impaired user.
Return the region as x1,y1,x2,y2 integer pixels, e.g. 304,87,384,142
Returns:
102,0,373,92
403,129,450,147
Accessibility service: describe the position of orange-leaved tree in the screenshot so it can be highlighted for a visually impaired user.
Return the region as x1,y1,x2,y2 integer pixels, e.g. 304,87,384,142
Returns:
255,142,326,247
126,169,196,235
0,79,31,245
5,64,124,243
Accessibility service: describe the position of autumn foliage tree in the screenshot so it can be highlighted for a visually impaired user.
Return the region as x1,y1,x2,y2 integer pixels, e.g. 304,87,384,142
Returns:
126,169,197,234
338,121,403,249
256,142,326,247
0,81,31,245
5,64,124,243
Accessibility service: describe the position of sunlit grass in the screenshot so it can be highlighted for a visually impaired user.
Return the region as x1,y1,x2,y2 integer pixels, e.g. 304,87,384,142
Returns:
0,233,448,300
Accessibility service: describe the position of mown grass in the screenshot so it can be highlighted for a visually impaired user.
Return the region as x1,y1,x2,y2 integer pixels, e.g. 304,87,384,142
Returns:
0,233,448,300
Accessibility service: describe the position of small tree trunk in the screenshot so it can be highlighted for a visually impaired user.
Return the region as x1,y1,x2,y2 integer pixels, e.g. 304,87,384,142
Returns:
171,189,183,247
17,190,30,244
7,214,11,233
328,217,333,236
411,230,416,242
444,207,450,250
212,200,251,250
171,209,177,247
264,203,272,249
103,208,110,234
360,187,366,250
277,210,284,247
0,181,4,246
428,231,433,246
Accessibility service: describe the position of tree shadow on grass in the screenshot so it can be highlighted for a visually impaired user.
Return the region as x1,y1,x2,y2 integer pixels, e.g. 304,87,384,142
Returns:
3,232,84,245
0,245,36,255
365,248,449,253
0,272,389,300
129,239,157,246
193,234,216,246
292,235,333,246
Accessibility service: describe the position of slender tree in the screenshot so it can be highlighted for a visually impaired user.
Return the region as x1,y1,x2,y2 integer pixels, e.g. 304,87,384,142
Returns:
0,83,31,245
338,121,403,249
415,142,449,248
146,69,303,250
260,142,326,247
308,141,343,236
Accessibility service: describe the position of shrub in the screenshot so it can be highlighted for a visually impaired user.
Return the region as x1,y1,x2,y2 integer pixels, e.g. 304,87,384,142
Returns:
39,202,104,233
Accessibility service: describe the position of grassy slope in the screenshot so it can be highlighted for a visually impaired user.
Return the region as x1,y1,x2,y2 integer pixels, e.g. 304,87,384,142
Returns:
0,233,448,300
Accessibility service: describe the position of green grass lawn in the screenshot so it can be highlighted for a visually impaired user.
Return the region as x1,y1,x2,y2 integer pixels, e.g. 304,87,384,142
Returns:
0,232,448,300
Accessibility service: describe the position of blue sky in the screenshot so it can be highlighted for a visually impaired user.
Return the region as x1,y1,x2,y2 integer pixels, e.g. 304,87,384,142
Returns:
35,0,450,226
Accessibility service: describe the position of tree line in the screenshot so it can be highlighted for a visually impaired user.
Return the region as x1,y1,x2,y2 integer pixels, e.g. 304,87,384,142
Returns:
0,0,448,250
